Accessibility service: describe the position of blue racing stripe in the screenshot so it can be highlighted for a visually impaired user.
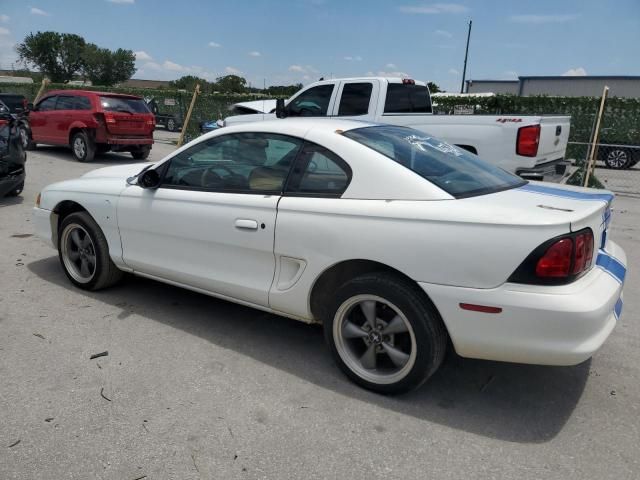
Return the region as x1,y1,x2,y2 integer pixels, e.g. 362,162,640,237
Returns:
596,250,627,284
614,297,623,321
518,183,614,204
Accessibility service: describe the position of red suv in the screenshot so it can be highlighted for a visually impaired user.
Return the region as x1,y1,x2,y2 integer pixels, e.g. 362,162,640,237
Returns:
25,90,155,162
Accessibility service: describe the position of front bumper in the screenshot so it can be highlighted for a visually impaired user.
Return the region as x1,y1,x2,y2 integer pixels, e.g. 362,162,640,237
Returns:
422,241,626,366
33,206,56,249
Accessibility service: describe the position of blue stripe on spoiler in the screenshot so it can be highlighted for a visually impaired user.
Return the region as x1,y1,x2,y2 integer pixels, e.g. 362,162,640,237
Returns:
518,183,614,204
596,250,626,284
614,297,623,321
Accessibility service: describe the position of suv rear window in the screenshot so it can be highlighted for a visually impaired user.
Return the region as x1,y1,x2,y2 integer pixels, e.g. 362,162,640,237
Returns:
99,96,150,114
384,84,431,114
343,125,525,198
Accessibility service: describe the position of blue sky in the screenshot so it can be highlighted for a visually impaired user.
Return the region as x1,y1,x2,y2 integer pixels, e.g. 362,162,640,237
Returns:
1,0,639,91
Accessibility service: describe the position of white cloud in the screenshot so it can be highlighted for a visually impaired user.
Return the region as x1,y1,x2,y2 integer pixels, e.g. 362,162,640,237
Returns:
162,60,185,71
208,41,221,48
134,50,152,62
344,56,353,61
248,51,261,57
0,26,9,36
0,14,9,22
343,55,362,61
386,63,397,69
225,66,242,75
434,29,453,38
510,14,580,24
140,60,217,81
289,65,306,72
376,70,411,78
288,65,318,75
400,3,469,14
562,67,587,76
448,68,459,75
30,7,50,16
107,0,135,3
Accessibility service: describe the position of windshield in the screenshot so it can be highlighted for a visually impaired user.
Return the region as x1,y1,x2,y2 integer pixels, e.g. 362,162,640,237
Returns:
343,125,526,198
100,96,150,113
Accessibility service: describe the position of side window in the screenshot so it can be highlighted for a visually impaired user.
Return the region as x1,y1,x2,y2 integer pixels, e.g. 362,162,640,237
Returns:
75,96,92,110
161,133,303,193
36,96,57,111
287,84,334,117
338,83,373,116
55,96,76,110
286,143,351,197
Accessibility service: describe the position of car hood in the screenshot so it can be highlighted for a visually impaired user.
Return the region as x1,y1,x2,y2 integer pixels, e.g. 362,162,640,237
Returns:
81,163,154,180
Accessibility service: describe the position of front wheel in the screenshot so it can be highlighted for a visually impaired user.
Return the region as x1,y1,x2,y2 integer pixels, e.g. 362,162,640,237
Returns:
58,212,123,290
324,273,447,394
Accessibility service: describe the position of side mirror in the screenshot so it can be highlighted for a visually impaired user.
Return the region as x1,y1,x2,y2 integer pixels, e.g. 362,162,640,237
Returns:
275,98,287,119
139,169,161,189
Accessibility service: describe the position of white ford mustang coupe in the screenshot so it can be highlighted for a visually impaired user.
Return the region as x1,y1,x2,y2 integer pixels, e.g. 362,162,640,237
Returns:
34,119,627,393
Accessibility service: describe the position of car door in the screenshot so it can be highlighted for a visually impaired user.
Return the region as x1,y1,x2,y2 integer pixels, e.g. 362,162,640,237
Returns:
28,95,57,144
53,95,76,143
116,132,304,307
330,80,379,121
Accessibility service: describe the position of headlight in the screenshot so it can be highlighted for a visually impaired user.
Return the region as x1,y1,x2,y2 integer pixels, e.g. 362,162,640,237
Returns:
35,192,41,207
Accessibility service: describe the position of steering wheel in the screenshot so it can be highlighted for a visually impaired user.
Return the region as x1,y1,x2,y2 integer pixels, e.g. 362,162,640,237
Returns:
200,168,222,188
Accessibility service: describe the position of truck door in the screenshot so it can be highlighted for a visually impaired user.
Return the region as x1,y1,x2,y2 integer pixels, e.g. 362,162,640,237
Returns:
331,80,380,121
285,82,338,117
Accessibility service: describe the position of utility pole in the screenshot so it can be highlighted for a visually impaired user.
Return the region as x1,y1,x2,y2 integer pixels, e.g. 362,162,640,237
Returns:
460,19,472,94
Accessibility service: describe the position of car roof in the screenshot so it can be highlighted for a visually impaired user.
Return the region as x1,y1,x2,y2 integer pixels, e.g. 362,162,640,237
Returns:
43,89,142,99
219,117,382,137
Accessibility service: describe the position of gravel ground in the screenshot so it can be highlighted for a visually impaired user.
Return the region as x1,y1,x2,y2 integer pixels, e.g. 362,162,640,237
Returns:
1,135,639,480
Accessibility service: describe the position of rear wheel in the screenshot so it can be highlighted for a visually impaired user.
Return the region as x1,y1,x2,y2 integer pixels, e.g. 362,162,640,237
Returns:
7,181,24,197
71,131,95,162
603,147,632,169
324,273,447,394
58,212,123,290
166,117,177,132
131,146,151,160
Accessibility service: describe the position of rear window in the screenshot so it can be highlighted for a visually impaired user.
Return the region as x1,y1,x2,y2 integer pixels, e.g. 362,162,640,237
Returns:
99,96,150,114
0,95,26,114
384,84,431,114
343,125,525,198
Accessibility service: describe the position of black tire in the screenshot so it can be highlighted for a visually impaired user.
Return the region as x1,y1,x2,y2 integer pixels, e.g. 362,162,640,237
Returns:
603,147,632,169
18,125,35,150
7,181,24,197
71,131,95,162
96,144,111,154
131,146,151,160
323,273,447,394
58,211,123,291
166,117,177,132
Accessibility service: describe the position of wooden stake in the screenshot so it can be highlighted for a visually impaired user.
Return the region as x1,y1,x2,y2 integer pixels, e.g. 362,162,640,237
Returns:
583,86,609,187
33,78,50,104
177,84,200,147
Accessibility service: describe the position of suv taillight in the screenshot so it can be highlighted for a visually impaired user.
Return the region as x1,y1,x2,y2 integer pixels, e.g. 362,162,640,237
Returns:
516,124,540,157
510,228,594,284
104,112,116,124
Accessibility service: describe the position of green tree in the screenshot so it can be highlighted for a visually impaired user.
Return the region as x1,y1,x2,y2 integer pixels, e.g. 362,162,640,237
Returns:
81,44,136,86
169,75,208,91
213,75,247,93
266,83,303,96
427,82,442,93
16,31,86,82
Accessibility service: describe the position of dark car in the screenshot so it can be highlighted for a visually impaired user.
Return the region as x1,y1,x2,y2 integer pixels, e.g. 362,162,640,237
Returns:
25,90,155,162
0,102,26,197
0,93,31,149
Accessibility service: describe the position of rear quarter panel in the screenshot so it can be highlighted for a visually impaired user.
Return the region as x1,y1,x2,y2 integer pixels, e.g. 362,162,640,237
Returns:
270,196,570,320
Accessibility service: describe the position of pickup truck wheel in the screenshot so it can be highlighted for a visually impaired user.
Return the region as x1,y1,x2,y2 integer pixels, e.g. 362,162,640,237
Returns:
166,118,177,132
131,146,151,160
71,131,95,162
603,147,632,169
324,273,447,394
58,212,123,291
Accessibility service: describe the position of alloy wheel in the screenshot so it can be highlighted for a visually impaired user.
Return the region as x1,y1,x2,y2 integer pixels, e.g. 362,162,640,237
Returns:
60,224,97,283
73,137,86,159
606,149,629,169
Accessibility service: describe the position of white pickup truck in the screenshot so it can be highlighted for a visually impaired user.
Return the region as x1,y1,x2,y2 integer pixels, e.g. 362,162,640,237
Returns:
222,77,571,181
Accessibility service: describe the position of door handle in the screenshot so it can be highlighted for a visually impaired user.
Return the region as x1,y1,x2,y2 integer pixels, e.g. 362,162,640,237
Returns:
235,219,259,230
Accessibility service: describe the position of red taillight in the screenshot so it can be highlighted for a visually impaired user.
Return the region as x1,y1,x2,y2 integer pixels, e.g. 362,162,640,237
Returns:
536,238,573,277
104,112,116,124
0,119,8,127
516,124,540,157
572,230,594,274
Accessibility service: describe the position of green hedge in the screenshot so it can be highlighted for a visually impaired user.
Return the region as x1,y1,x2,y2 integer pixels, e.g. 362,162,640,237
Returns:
3,82,639,156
